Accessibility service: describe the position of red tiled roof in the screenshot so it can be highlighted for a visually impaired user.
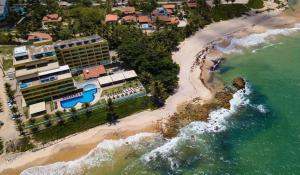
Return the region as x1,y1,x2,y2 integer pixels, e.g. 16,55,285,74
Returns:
121,6,135,14
42,14,62,22
137,16,151,23
27,32,52,41
122,15,137,23
187,0,197,8
157,16,179,25
105,14,119,22
83,65,106,80
162,4,176,9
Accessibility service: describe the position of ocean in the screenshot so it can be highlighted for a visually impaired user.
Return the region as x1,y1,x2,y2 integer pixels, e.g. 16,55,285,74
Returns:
21,10,300,175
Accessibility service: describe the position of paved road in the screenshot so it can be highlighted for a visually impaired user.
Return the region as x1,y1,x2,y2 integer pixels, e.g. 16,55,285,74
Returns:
0,57,19,142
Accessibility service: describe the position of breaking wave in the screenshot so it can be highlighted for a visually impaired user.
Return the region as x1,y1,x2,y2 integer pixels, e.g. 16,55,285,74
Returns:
216,24,300,54
21,133,158,175
142,83,253,170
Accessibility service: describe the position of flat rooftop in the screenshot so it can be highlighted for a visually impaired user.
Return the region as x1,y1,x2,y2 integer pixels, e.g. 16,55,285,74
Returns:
13,44,56,65
14,46,27,57
28,44,55,55
29,101,46,115
19,65,72,89
54,35,104,48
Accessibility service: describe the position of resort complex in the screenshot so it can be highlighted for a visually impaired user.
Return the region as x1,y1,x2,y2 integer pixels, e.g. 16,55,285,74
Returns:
11,35,144,118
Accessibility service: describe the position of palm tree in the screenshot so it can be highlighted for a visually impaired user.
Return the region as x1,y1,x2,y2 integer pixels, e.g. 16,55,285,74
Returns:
16,123,25,136
149,81,167,107
82,103,92,118
11,106,18,114
55,111,64,125
70,107,78,121
43,114,52,127
106,98,118,125
55,111,63,118
29,118,36,125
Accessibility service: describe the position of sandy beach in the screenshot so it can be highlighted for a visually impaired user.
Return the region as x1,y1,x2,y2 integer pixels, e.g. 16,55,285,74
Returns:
1,5,300,175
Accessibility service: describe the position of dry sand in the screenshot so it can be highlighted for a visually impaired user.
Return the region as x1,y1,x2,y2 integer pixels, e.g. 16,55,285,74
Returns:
1,5,300,175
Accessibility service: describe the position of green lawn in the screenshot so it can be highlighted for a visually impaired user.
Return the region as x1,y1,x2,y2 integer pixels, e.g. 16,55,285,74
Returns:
3,58,13,71
247,0,264,9
32,96,152,143
0,45,15,55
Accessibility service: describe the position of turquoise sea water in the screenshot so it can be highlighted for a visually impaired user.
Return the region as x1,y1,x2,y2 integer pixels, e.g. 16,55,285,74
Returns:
213,32,300,174
80,31,300,174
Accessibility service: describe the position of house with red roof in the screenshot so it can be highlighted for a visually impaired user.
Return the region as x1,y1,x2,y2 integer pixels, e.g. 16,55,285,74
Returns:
157,16,180,25
105,14,119,24
187,0,198,8
122,15,137,24
121,6,135,15
27,32,52,42
42,14,62,29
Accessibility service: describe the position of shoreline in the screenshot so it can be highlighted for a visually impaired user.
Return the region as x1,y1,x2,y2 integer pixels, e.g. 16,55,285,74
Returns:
1,5,300,174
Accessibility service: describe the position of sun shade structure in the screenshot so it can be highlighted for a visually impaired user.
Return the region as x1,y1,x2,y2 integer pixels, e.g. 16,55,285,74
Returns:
29,101,46,117
122,70,137,79
98,75,113,86
110,72,125,82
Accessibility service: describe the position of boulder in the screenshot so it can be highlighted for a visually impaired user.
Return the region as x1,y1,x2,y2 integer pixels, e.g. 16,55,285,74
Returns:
232,77,246,90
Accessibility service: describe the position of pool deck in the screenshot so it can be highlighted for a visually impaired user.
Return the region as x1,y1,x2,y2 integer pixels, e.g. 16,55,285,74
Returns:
56,82,103,111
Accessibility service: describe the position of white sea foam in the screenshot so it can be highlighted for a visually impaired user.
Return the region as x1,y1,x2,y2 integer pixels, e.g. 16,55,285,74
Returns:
256,104,267,113
252,42,283,53
142,83,252,169
21,133,157,175
216,24,300,54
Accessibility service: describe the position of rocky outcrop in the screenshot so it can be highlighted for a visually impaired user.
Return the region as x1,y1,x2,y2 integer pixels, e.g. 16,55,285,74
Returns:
159,91,233,138
232,77,246,90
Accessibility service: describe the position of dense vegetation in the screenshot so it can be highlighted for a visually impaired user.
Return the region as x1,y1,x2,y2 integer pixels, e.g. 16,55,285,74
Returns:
33,96,152,143
247,0,264,9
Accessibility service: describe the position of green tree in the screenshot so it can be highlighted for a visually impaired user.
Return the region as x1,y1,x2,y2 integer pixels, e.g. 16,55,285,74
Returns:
55,111,63,119
149,81,167,107
29,118,36,125
11,106,18,115
43,114,52,127
55,111,64,125
106,98,118,124
70,107,78,121
82,103,92,117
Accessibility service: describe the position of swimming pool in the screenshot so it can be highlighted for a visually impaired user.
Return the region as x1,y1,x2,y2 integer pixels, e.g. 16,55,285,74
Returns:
60,84,97,109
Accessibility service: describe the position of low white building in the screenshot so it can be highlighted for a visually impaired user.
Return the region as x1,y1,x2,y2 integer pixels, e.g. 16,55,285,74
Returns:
29,101,46,117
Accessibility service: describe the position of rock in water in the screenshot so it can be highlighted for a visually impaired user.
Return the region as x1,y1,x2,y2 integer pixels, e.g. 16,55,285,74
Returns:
233,77,245,90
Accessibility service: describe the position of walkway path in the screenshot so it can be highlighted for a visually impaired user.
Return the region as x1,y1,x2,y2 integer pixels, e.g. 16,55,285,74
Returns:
0,57,19,142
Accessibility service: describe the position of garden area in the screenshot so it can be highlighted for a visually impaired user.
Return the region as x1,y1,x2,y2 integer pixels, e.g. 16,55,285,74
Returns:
101,80,144,97
31,96,153,143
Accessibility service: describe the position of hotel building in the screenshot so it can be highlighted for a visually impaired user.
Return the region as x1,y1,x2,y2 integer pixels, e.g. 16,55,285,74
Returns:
13,40,76,105
54,35,111,72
